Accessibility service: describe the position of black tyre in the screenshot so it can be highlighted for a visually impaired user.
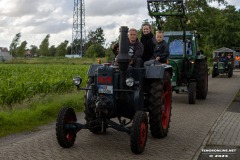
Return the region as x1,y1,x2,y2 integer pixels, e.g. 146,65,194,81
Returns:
56,107,77,148
212,66,217,78
148,71,172,138
188,82,196,104
84,79,103,134
130,111,148,154
227,65,233,78
195,59,208,99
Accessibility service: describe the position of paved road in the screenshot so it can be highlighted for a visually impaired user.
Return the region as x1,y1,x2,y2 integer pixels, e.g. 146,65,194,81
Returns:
0,71,240,160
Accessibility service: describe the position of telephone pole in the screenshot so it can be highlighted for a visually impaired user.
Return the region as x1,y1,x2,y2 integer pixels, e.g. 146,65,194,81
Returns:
71,0,86,57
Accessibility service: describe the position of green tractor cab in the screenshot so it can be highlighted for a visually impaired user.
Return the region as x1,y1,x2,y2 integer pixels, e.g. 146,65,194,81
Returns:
147,0,208,104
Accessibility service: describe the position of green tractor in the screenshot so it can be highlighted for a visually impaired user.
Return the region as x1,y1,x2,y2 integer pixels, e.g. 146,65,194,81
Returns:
212,48,235,78
147,0,208,104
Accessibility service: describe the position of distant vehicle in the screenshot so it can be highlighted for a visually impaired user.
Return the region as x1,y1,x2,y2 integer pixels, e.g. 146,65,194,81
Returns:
235,52,240,68
212,47,235,78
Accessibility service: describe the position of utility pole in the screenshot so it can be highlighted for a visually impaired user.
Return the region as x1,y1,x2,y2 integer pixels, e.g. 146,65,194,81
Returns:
71,0,86,57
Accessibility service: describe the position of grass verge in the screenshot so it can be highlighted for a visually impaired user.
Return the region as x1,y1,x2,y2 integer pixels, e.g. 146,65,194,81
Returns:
0,91,85,138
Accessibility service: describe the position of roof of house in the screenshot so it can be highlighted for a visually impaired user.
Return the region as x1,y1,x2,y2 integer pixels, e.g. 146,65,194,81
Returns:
0,47,9,52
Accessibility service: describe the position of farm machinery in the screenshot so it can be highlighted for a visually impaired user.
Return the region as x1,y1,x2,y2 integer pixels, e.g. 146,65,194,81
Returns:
147,0,208,104
56,26,173,154
212,48,235,78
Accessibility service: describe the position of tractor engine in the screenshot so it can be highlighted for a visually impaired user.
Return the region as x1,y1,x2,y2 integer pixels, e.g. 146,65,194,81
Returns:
93,64,115,118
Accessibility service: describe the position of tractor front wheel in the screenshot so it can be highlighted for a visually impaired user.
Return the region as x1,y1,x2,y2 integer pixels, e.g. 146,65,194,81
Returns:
212,67,217,78
56,107,77,148
130,111,148,154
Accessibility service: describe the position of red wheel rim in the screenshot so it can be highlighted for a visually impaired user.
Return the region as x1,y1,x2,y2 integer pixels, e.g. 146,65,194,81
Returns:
161,80,171,129
65,115,75,141
139,122,147,147
66,133,74,141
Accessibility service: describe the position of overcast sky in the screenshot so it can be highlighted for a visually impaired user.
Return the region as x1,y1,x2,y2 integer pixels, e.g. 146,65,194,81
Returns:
0,0,239,49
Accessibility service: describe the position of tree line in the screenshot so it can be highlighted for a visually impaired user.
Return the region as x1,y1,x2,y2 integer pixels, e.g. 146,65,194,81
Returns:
9,0,240,61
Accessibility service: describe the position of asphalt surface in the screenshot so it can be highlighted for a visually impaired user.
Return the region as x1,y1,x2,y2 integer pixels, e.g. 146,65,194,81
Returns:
0,70,240,160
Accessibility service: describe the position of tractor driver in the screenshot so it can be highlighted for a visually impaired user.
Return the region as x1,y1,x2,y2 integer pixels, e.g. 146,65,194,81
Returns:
112,28,144,67
219,53,227,62
227,53,232,60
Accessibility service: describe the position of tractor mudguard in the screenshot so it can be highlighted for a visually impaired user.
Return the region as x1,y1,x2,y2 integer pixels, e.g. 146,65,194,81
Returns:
145,64,172,79
87,64,102,77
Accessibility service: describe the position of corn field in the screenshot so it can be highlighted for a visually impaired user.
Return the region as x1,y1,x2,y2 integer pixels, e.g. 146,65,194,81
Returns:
0,64,89,106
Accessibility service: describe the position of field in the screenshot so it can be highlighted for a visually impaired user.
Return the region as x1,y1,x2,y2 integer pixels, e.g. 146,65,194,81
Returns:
0,57,103,137
0,64,88,106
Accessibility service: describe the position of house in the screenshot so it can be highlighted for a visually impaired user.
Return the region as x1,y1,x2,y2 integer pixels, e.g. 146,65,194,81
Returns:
0,47,12,61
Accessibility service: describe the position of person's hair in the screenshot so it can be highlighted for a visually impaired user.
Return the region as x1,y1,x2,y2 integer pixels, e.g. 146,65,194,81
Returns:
141,22,152,30
156,30,164,35
129,28,137,33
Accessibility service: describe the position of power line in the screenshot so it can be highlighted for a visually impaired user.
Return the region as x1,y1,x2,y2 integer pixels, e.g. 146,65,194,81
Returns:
71,0,86,57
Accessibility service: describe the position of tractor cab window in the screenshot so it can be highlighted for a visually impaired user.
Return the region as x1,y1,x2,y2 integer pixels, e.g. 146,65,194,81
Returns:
169,39,183,55
186,40,192,55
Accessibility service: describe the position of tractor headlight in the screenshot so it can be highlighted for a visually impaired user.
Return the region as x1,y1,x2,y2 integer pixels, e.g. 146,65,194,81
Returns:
126,77,134,87
73,76,82,86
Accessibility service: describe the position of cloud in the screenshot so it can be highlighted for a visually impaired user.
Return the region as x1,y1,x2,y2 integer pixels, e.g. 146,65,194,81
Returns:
0,0,238,49
85,0,146,16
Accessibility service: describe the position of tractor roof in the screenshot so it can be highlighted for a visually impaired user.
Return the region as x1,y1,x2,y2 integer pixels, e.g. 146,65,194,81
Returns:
164,31,193,37
214,47,236,53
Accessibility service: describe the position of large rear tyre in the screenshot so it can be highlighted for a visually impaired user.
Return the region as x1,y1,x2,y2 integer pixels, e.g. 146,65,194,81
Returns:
130,111,148,154
195,59,208,99
188,82,196,104
148,71,172,138
56,107,77,148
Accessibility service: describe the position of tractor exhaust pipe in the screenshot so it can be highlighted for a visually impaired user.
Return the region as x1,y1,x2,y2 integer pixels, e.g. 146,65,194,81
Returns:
116,26,131,89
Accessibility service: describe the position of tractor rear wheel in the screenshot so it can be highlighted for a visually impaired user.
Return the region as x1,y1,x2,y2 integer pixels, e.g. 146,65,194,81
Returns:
130,111,148,154
188,82,196,104
148,71,172,138
56,107,77,148
195,59,208,99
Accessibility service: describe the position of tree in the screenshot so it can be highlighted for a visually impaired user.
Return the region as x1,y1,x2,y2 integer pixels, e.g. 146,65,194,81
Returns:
16,41,27,56
67,46,71,55
151,0,238,60
9,33,21,57
49,45,56,56
56,40,69,56
85,27,105,51
30,45,38,56
39,34,50,56
85,44,105,58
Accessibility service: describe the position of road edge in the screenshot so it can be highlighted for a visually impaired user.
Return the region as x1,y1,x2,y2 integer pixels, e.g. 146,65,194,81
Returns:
192,89,240,160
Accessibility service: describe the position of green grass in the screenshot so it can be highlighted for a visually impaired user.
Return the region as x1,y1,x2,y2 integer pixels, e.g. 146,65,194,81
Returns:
0,57,102,137
0,91,85,137
0,57,109,137
7,56,107,65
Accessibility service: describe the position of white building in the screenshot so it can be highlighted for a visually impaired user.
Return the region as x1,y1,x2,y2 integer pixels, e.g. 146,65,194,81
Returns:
0,47,12,61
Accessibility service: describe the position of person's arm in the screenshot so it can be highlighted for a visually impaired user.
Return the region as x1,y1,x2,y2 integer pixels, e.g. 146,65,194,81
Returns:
154,42,169,62
159,42,169,59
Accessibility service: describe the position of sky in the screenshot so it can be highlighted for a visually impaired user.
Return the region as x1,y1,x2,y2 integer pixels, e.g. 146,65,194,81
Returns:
0,0,239,49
